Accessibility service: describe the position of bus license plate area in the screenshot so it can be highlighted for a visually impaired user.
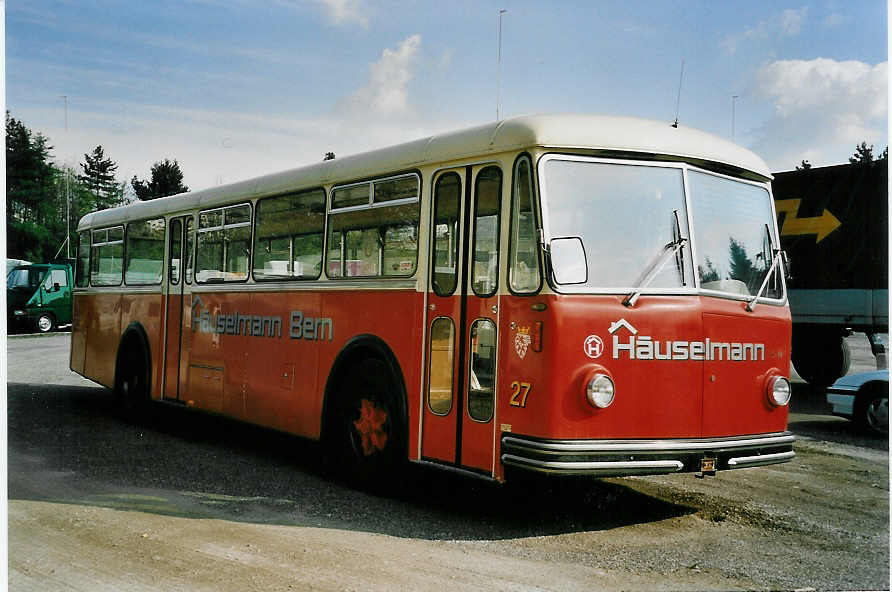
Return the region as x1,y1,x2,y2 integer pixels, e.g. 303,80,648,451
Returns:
700,457,716,475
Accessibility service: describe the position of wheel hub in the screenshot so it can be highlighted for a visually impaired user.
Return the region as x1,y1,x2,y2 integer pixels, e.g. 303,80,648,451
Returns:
352,399,389,456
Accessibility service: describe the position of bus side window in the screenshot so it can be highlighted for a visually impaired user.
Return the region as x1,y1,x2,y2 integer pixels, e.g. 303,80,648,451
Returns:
428,317,455,415
169,219,182,285
468,318,496,422
196,204,251,282
76,230,90,287
509,156,541,293
125,218,166,285
90,226,124,286
472,167,502,297
185,216,194,284
327,174,420,279
253,188,325,280
432,173,461,296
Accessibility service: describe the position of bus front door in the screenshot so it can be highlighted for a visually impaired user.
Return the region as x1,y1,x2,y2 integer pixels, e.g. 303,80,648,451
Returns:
422,165,502,476
162,216,188,400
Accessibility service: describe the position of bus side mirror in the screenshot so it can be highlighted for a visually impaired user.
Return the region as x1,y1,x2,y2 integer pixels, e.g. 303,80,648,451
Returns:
549,237,588,285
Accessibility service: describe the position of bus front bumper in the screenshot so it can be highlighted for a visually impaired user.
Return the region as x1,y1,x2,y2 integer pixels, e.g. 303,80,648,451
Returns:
501,432,795,477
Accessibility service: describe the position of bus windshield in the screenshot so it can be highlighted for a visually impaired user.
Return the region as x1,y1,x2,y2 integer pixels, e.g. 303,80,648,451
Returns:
7,267,46,291
542,158,781,299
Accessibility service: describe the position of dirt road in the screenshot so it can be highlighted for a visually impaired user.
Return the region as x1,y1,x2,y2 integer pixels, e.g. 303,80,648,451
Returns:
7,333,889,591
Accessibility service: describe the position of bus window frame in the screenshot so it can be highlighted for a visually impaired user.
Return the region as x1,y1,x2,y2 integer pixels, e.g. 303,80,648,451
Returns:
168,218,183,286
326,170,422,280
89,225,125,287
536,153,785,304
507,152,544,296
470,165,503,299
124,216,167,286
196,202,254,284
75,229,91,288
251,187,327,283
430,171,463,298
184,215,195,285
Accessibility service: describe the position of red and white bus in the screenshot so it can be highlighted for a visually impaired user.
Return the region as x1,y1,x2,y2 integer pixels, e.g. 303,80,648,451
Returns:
71,114,794,483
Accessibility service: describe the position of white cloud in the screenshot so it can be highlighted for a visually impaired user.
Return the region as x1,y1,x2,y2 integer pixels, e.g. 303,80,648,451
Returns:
752,58,888,169
722,7,808,53
315,0,369,28
341,35,422,117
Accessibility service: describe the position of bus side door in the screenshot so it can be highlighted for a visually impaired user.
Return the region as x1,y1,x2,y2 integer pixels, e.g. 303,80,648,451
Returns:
421,165,502,476
162,216,188,400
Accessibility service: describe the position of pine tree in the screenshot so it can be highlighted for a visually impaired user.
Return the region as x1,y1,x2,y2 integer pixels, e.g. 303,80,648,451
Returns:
78,145,125,210
131,159,189,200
728,237,757,291
6,112,65,261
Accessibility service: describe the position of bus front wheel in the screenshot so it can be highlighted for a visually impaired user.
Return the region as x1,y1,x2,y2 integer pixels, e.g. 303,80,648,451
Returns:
328,357,404,487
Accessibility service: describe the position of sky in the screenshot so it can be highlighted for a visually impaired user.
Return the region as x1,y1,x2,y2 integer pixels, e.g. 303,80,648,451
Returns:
5,1,889,193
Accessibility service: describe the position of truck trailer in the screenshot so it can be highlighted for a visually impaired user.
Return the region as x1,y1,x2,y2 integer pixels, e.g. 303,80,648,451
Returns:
772,161,888,386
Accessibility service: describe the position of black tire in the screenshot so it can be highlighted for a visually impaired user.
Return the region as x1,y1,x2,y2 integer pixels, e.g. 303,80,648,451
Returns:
113,341,150,416
855,386,889,437
326,357,405,488
35,313,56,334
791,328,850,387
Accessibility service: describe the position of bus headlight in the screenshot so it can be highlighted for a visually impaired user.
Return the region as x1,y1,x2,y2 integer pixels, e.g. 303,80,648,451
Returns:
767,376,791,407
586,374,615,409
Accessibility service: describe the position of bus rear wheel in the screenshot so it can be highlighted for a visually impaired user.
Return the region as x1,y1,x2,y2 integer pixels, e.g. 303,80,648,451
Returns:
114,341,149,416
328,357,404,487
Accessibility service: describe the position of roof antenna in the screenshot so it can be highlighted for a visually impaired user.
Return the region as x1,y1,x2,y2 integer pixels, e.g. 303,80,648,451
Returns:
672,59,685,128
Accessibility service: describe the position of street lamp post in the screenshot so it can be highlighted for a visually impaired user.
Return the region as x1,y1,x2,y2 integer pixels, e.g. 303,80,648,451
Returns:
60,95,70,259
497,9,507,121
731,95,739,143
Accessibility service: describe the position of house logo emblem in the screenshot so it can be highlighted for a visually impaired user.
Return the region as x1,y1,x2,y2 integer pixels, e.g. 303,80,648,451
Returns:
583,335,605,359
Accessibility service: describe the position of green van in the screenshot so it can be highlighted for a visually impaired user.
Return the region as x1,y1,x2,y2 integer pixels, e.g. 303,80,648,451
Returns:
7,263,73,333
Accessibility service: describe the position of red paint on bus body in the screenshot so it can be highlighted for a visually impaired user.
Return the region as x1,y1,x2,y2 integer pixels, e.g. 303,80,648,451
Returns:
496,294,790,440
73,286,789,483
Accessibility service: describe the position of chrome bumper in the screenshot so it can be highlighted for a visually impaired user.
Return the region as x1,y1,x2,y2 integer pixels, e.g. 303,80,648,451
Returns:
501,432,795,476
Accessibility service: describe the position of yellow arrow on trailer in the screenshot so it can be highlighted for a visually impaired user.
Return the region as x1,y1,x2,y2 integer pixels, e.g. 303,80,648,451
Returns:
775,199,841,243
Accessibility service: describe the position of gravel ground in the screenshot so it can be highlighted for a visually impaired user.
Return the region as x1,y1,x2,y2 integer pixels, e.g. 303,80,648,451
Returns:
7,332,889,591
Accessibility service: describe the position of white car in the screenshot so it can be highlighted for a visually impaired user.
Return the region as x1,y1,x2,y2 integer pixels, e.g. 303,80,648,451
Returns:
826,370,889,436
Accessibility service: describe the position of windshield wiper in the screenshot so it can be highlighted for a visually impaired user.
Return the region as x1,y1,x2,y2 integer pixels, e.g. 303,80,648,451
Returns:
623,236,688,307
745,248,783,312
623,210,688,307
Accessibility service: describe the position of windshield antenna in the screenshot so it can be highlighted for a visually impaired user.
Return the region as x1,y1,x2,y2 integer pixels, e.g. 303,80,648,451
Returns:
672,59,685,128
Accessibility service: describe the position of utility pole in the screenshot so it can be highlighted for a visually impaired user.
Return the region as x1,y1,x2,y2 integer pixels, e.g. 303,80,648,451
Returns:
731,95,739,143
496,9,507,121
60,95,70,259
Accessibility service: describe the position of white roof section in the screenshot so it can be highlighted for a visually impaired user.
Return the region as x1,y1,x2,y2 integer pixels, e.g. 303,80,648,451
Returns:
78,113,772,230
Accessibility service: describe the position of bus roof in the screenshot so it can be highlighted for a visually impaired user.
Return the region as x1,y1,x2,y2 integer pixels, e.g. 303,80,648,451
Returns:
78,113,772,230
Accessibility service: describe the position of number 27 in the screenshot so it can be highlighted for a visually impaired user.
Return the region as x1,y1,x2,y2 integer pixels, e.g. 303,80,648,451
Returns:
509,381,532,407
